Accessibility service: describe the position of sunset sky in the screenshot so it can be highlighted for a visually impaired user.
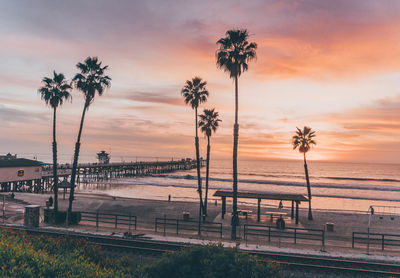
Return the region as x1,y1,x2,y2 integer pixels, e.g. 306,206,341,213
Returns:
0,0,399,164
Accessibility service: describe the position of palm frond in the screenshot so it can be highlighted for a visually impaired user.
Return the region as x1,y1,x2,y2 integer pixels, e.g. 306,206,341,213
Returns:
181,77,209,110
291,126,317,153
198,108,222,137
38,71,72,108
216,29,257,79
73,57,111,106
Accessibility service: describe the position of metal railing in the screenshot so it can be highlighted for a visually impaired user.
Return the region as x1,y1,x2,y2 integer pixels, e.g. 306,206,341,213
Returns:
352,232,400,251
244,224,325,247
80,211,136,232
155,217,222,238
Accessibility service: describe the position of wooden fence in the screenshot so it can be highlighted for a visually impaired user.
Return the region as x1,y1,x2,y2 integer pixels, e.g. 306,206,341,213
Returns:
352,232,400,251
80,211,137,232
155,217,222,238
244,224,325,248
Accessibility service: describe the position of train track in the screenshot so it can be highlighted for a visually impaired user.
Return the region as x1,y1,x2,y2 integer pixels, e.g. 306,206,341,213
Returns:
249,250,400,277
2,225,400,276
0,225,185,255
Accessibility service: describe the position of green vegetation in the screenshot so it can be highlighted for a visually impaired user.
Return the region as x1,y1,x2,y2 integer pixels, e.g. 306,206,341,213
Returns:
0,229,141,277
0,229,282,278
146,244,282,278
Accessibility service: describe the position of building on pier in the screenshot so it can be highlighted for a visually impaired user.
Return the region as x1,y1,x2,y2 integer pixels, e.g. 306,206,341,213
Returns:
0,156,44,192
97,151,110,164
0,153,17,160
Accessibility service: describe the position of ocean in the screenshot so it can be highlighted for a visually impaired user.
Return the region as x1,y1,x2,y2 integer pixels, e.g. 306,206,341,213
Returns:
77,159,400,213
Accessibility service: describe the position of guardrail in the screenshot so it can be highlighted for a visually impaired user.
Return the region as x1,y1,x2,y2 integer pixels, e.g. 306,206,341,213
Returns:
352,232,400,251
155,217,222,238
244,224,325,247
80,211,137,232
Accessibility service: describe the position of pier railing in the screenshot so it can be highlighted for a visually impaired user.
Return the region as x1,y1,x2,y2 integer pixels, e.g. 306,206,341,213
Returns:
352,232,400,251
244,224,325,248
30,159,201,193
155,217,222,238
80,211,137,232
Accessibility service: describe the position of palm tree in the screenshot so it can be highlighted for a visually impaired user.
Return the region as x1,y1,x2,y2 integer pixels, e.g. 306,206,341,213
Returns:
181,77,209,234
68,57,111,219
198,108,221,216
38,71,72,212
292,126,316,220
216,29,257,239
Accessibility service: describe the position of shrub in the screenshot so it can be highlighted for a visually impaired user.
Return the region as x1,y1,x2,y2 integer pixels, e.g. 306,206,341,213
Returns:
145,244,283,278
0,229,143,277
0,230,283,278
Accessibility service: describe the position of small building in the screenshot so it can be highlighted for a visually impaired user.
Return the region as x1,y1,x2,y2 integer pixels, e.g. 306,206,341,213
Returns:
0,153,17,160
97,151,110,164
0,157,43,183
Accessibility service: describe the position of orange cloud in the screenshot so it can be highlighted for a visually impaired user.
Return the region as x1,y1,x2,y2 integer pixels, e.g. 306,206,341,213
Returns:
254,21,400,80
317,96,400,162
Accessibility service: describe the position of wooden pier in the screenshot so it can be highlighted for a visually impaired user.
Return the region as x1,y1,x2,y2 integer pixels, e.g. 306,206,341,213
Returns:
1,159,202,194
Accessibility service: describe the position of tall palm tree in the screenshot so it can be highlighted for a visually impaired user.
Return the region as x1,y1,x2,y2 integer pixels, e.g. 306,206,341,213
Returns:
216,29,257,239
68,57,111,219
292,126,316,220
38,71,72,212
198,108,221,216
181,76,209,234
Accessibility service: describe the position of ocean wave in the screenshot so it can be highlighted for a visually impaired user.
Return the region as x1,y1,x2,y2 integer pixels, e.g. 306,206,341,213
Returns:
162,194,400,203
313,194,400,202
147,174,400,193
211,172,304,179
94,180,400,203
243,172,305,180
244,173,400,183
322,176,400,182
177,171,400,183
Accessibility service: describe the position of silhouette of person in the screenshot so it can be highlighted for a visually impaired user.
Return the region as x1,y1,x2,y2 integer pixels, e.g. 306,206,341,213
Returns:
278,200,283,209
48,196,53,207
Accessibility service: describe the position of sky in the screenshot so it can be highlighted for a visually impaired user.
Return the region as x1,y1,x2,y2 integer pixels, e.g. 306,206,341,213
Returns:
0,0,399,164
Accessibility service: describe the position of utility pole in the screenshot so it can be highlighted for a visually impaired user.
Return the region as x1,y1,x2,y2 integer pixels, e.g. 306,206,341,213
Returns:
367,205,374,255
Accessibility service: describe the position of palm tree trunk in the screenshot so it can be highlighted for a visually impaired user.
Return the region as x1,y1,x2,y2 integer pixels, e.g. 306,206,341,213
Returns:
231,74,239,240
52,107,58,212
68,101,88,219
303,153,313,220
204,135,210,216
194,107,203,235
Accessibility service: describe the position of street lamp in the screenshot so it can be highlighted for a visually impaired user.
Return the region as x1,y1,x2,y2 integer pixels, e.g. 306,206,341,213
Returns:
367,205,374,255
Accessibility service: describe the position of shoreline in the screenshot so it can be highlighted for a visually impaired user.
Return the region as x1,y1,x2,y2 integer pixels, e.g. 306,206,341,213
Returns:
72,191,373,216
76,179,400,213
80,180,400,202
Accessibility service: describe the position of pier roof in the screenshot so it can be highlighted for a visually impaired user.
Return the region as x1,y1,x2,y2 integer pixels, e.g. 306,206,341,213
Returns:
0,158,43,168
213,190,308,202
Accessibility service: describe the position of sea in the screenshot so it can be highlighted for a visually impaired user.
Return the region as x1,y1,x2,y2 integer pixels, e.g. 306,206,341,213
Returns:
77,159,400,214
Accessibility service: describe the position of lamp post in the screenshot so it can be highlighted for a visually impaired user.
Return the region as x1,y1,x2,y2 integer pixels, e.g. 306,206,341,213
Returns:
367,205,374,255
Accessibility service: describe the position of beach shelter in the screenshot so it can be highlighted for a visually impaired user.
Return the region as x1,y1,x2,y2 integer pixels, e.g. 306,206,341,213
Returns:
213,190,308,224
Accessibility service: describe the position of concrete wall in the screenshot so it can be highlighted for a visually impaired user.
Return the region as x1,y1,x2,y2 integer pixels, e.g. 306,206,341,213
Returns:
0,166,42,182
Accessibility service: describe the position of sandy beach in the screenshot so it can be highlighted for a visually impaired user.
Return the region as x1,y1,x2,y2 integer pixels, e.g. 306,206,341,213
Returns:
3,191,400,257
